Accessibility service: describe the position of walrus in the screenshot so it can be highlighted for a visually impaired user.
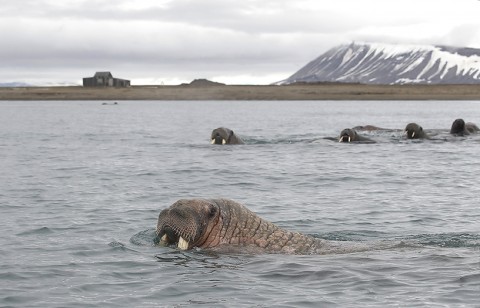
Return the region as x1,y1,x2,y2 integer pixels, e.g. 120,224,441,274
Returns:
352,125,386,131
404,123,429,139
156,198,384,255
450,118,480,136
210,127,245,145
338,128,376,143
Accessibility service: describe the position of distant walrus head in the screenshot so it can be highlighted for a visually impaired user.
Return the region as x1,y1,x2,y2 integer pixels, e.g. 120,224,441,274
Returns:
338,128,358,142
404,123,428,139
450,118,468,135
338,128,375,143
210,127,245,145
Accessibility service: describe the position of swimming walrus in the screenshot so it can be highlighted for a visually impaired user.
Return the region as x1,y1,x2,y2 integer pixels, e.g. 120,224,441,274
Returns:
351,125,386,131
210,127,245,145
450,118,480,136
338,128,376,143
404,123,429,139
156,198,383,255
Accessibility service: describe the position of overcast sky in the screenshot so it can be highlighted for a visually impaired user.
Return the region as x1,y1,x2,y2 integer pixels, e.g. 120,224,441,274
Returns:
1,0,480,85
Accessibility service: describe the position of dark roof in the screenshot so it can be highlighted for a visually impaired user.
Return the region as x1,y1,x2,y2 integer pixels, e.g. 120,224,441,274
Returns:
94,72,113,78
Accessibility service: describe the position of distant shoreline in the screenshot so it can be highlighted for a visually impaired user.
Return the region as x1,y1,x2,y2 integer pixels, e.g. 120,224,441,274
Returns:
1,84,480,101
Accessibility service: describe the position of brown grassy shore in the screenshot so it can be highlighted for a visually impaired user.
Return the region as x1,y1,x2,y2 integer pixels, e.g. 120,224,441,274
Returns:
1,83,480,101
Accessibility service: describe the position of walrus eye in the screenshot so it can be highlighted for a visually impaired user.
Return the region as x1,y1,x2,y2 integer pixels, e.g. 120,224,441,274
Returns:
208,206,217,218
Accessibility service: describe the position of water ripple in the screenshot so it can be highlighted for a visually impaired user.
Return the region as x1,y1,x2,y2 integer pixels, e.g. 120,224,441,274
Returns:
2,100,480,307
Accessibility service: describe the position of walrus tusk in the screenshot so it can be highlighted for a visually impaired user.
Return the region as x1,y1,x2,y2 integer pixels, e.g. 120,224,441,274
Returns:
178,237,189,250
222,139,226,145
211,139,215,144
338,137,342,142
412,132,415,138
159,234,168,245
348,136,351,142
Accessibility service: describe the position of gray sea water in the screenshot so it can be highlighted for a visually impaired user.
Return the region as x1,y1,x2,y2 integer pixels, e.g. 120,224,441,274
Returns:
1,100,480,307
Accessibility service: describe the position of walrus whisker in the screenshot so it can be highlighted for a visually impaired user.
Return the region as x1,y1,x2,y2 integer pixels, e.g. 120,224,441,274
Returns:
157,220,195,247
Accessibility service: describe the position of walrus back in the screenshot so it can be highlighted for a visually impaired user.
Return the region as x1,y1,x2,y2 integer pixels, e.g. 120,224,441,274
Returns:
213,199,321,254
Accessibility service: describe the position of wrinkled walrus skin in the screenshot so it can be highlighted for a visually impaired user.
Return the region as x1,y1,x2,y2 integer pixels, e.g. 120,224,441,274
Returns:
156,199,376,255
210,127,245,145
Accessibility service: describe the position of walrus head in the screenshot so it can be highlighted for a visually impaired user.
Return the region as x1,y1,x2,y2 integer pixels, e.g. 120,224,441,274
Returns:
156,199,221,250
210,127,245,145
338,128,357,142
404,123,424,139
450,118,468,135
210,127,233,145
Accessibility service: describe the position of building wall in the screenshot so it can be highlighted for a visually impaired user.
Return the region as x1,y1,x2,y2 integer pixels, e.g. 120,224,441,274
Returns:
83,73,130,87
82,77,96,87
112,79,130,87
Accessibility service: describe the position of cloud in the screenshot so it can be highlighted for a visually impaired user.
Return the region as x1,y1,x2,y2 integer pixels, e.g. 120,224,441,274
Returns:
1,0,480,84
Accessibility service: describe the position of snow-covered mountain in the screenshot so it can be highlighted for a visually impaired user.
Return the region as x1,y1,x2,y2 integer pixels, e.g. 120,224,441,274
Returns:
279,42,480,85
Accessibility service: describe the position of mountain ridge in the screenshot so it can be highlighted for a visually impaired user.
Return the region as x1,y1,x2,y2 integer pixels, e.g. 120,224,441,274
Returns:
278,42,480,85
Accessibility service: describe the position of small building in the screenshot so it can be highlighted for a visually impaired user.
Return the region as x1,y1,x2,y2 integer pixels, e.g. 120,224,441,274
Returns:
83,72,130,87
